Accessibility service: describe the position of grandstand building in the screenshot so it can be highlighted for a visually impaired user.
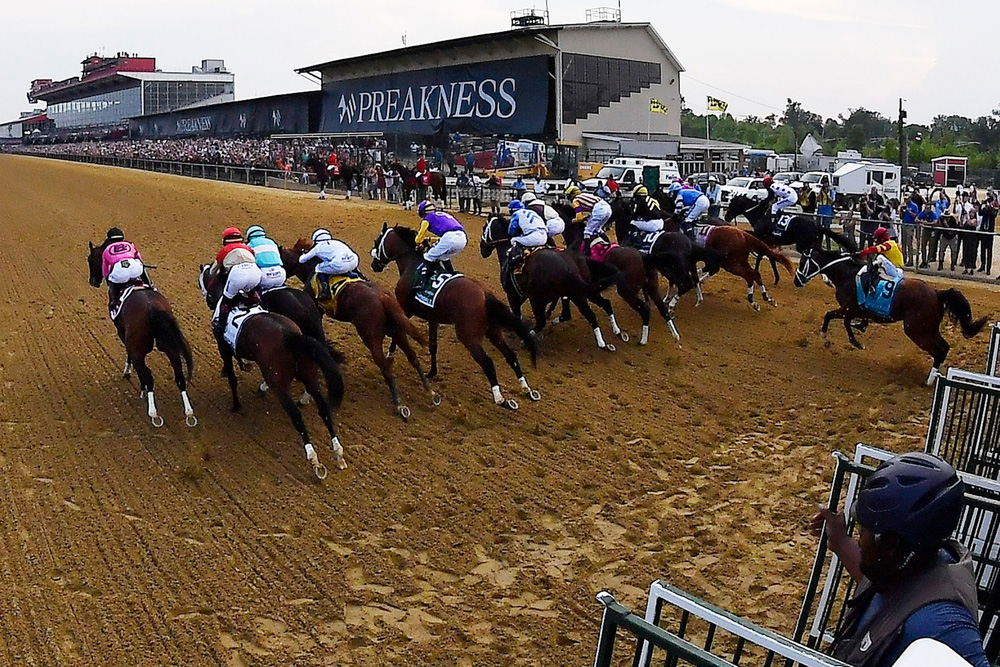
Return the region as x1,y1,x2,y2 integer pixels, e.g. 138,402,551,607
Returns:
25,53,235,139
296,18,684,146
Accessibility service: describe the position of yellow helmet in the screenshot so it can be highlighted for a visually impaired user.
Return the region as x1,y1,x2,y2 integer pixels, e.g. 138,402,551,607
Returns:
632,185,648,198
564,185,582,198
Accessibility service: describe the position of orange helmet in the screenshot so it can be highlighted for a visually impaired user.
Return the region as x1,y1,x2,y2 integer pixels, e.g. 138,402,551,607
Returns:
222,227,243,243
874,227,890,242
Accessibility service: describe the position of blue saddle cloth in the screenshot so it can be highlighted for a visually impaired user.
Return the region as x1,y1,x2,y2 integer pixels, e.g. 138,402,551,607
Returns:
630,230,664,254
856,272,902,320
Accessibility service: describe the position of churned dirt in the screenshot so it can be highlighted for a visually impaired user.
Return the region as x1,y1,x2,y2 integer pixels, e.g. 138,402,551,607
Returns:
1,154,998,666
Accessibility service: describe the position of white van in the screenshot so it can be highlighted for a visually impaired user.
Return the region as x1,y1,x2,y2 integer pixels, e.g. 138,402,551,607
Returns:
832,161,901,206
582,157,682,192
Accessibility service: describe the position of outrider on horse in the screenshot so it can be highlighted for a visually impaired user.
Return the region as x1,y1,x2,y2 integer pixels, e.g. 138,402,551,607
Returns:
88,233,196,427
794,246,988,384
199,265,347,478
371,223,540,410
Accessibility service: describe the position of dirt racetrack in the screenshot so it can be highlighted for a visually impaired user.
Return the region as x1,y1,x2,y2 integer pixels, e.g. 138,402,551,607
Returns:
1,154,998,666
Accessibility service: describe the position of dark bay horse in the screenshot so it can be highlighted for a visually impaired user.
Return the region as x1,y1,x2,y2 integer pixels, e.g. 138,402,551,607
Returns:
725,193,858,279
259,285,345,367
794,247,988,384
390,162,447,207
281,241,436,420
308,154,358,199
88,241,195,427
199,266,347,478
479,215,625,349
371,224,540,410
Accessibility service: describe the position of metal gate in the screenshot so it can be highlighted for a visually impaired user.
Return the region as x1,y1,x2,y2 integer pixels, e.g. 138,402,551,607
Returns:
926,368,1000,479
793,446,1000,661
987,323,1000,376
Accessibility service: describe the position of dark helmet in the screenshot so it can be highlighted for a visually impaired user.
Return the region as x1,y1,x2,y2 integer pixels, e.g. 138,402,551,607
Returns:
106,227,125,241
855,452,965,553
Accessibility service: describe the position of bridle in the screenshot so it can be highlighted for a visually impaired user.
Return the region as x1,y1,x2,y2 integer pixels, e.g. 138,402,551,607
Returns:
480,216,508,248
795,249,854,284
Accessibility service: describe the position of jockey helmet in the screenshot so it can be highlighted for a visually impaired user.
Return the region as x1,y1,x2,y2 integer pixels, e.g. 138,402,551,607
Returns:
312,228,333,244
632,185,648,198
667,182,683,195
418,200,435,218
854,452,964,553
520,192,537,204
106,227,125,241
246,225,266,240
762,176,774,188
565,185,582,199
508,200,524,213
874,227,890,242
222,227,243,243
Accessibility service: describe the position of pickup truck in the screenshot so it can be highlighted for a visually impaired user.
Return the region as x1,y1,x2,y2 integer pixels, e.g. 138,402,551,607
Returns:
719,176,768,205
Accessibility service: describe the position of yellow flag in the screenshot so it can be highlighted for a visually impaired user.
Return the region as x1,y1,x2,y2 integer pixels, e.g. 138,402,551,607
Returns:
707,96,728,113
650,99,668,115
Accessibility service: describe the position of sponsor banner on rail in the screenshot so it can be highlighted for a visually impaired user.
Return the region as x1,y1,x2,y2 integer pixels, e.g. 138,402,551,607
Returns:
131,93,317,138
320,56,551,136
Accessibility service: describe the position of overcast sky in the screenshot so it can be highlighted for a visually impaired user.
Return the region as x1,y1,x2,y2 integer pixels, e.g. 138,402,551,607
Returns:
1,0,995,127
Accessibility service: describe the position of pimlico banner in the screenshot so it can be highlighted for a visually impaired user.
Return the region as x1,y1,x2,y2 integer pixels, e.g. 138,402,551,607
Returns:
319,56,551,135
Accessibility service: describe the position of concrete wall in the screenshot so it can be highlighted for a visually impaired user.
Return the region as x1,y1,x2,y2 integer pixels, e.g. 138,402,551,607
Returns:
556,25,682,143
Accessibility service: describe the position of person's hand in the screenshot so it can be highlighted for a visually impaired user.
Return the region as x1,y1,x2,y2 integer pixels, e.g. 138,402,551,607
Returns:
809,505,849,549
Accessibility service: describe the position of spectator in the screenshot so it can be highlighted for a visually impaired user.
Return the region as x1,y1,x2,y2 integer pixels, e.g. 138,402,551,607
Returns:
900,194,920,267
456,172,470,213
917,201,940,269
533,176,548,199
859,198,878,248
512,175,527,199
799,184,817,215
595,180,610,201
705,175,722,218
606,174,620,198
464,150,475,174
959,197,978,275
817,177,836,249
938,214,960,272
471,173,484,216
980,196,996,274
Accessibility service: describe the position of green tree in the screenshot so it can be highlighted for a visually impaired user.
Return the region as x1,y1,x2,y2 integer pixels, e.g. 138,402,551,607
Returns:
845,124,867,151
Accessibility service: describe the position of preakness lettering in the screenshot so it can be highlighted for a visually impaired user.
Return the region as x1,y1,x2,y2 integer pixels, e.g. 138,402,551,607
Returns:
336,78,518,125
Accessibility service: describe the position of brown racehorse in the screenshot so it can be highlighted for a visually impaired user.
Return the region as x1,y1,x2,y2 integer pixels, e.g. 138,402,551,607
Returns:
794,247,988,384
88,241,196,427
371,224,540,410
479,216,622,350
199,266,347,478
281,240,437,420
662,215,794,310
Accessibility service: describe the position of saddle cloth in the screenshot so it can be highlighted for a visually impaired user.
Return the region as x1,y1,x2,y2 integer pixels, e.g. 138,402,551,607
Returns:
308,274,364,315
224,306,267,352
631,230,665,255
588,240,620,262
515,245,548,275
774,214,793,233
692,225,715,248
110,284,148,321
855,269,902,321
413,271,463,309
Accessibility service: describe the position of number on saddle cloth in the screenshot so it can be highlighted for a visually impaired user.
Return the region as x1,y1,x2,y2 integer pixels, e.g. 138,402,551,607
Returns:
855,269,900,320
413,269,463,309
635,231,664,254
774,215,792,233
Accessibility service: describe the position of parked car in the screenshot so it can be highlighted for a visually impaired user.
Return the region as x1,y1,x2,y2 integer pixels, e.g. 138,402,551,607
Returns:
720,176,768,205
684,171,729,190
772,171,802,185
791,171,832,193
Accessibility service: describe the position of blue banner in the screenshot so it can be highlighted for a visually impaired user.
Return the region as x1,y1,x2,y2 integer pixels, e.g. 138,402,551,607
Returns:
320,56,550,136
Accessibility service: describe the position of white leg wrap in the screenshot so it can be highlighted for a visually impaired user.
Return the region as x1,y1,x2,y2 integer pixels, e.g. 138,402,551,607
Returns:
519,376,529,391
594,328,607,348
695,284,704,304
123,360,131,376
640,325,650,346
181,391,194,416
305,443,318,461
747,285,754,298
609,315,621,335
926,367,939,386
491,385,504,405
331,437,344,460
146,392,158,418
668,320,680,341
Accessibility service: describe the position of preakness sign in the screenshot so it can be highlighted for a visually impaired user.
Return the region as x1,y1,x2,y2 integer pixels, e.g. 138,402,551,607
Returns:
320,56,551,135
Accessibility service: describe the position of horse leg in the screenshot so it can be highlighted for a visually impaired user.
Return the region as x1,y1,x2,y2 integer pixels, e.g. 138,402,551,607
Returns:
122,354,132,379
529,297,548,337
618,285,650,345
392,329,438,406
571,292,613,352
642,278,679,345
274,386,327,479
590,292,629,343
217,338,241,412
460,334,517,410
164,346,196,427
427,321,440,380
299,369,346,471
132,355,163,427
486,328,540,402
363,332,408,420
905,319,949,385
552,297,572,325
840,312,865,350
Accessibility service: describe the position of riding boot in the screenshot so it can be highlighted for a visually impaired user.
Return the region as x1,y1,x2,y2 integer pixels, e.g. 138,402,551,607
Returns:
413,261,431,291
317,273,332,300
214,298,233,340
442,260,455,273
108,282,121,315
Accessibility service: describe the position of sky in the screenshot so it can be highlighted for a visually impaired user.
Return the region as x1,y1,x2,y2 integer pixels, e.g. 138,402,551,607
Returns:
1,0,996,127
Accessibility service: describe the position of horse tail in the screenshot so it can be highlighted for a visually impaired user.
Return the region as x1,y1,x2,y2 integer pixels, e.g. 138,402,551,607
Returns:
284,330,345,411
744,233,794,275
485,293,537,368
380,291,427,347
820,227,859,253
149,309,193,382
938,288,988,339
584,258,624,294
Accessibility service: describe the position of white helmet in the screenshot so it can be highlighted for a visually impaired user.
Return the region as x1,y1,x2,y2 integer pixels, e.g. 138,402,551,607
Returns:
521,192,537,204
312,228,332,243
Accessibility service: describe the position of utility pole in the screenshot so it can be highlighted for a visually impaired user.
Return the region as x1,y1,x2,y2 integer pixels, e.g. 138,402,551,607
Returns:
898,97,908,172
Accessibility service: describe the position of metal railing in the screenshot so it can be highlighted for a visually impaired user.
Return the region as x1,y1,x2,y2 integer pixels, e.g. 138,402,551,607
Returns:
987,323,1000,376
927,368,1000,479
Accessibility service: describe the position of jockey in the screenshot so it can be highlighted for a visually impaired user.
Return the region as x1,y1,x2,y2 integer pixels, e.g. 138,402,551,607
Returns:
566,185,612,249
245,225,286,292
632,185,662,221
521,191,564,241
859,226,905,295
764,176,798,227
299,228,361,300
211,227,261,339
671,183,708,236
414,200,467,289
506,200,548,267
101,227,149,313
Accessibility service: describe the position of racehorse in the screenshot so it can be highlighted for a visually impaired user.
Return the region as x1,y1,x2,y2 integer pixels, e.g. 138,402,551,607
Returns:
371,224,540,410
281,240,437,420
479,215,629,349
87,241,196,427
794,246,988,384
199,266,347,478
725,193,858,280
390,161,447,207
307,154,358,199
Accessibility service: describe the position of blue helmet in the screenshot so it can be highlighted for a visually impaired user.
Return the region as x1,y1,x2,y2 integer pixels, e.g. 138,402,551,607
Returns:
508,200,524,213
854,452,964,553
418,200,435,218
668,182,683,195
246,225,266,240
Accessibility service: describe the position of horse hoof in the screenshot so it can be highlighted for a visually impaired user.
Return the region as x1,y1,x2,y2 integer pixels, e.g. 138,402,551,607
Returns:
150,414,165,428
824,340,832,349
503,398,519,410
257,382,268,396
122,371,131,379
427,372,438,382
527,389,542,402
618,332,630,343
312,462,329,480
604,343,617,353
769,300,779,308
752,304,761,312
335,457,348,471
185,414,198,427
298,392,312,406
430,392,442,407
398,405,411,421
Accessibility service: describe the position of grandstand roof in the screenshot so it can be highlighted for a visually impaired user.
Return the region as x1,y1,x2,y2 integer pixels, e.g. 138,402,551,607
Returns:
29,71,234,104
297,22,684,76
